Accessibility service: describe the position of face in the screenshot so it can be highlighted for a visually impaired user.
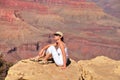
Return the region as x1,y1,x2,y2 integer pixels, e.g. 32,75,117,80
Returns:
53,34,61,41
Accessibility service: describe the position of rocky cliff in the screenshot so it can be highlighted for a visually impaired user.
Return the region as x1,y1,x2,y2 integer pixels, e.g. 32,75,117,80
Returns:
5,56,120,80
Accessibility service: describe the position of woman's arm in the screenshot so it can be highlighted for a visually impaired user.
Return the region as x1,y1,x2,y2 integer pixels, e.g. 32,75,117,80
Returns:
59,42,66,69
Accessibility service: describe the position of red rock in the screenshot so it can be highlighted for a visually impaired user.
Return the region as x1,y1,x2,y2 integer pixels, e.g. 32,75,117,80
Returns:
17,43,39,51
68,37,120,60
0,0,48,14
0,8,17,22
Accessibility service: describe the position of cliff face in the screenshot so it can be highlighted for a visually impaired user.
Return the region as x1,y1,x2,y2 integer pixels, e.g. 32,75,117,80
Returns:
5,56,120,80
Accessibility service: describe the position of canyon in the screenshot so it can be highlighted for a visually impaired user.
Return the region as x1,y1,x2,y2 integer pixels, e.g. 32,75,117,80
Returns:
0,0,120,63
0,0,119,80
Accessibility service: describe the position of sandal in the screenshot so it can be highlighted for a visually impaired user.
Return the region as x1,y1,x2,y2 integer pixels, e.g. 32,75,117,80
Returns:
30,58,39,62
39,60,49,64
39,60,53,64
29,56,42,62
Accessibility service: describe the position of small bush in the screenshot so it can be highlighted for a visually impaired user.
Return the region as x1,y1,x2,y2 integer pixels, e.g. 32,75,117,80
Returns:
0,57,13,80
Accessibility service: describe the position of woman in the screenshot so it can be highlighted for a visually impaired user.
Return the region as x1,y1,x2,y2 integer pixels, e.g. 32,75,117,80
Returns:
31,31,68,69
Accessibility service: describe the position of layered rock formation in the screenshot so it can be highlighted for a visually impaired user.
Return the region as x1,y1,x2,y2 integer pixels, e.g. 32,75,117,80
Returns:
87,0,120,18
0,0,48,12
5,56,120,80
0,0,120,62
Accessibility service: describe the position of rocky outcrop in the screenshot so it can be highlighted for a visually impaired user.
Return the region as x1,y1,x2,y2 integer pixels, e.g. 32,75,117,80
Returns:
78,56,120,80
5,59,81,80
5,56,120,80
68,36,120,61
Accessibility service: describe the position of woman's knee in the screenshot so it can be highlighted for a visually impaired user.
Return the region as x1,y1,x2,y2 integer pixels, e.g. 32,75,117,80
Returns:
46,45,55,54
56,62,63,66
49,45,55,49
48,45,56,51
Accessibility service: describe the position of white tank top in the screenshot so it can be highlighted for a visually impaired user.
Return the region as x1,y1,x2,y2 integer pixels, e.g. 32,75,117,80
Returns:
57,47,69,58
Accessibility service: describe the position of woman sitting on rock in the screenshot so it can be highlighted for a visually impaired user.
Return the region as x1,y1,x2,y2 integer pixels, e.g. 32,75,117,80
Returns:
30,31,69,69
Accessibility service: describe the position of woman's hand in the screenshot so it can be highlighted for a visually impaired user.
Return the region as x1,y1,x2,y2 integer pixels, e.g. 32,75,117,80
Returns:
61,65,66,70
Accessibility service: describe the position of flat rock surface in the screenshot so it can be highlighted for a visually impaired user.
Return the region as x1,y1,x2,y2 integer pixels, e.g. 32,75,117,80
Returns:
5,59,80,80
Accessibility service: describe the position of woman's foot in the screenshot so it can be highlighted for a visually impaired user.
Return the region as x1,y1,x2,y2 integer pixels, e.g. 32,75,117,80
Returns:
39,60,49,64
30,56,42,62
39,59,53,64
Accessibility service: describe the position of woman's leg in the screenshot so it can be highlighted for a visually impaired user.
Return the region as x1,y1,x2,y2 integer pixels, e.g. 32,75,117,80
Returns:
43,54,52,60
38,50,46,58
43,45,63,66
30,49,46,61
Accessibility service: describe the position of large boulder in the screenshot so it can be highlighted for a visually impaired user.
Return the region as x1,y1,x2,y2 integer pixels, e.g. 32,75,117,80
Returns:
5,56,120,80
5,59,81,80
78,56,120,80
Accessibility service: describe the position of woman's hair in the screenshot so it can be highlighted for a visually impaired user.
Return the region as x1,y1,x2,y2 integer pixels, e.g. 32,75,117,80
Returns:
54,34,64,42
61,37,64,42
